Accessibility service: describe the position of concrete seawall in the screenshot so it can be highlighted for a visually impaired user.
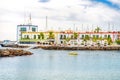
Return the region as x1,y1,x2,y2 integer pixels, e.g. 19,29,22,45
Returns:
38,45,120,50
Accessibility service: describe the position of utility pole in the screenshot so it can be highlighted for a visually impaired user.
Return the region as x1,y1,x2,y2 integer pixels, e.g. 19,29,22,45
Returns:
82,24,83,32
46,16,48,30
108,22,110,32
92,24,94,32
24,11,26,25
74,24,75,31
28,13,32,31
29,13,32,25
86,24,89,32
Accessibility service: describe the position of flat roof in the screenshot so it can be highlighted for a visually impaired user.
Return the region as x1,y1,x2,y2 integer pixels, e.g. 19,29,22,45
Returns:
21,31,120,34
17,24,38,27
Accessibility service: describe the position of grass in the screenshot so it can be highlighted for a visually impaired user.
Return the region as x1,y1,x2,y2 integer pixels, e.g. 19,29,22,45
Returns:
20,39,45,42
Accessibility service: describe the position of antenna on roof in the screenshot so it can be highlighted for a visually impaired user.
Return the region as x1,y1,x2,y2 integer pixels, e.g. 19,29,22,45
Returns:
24,11,26,24
92,24,94,32
28,13,32,25
108,22,110,32
73,24,75,31
112,24,114,32
82,24,83,32
76,27,78,32
46,16,48,30
86,24,89,32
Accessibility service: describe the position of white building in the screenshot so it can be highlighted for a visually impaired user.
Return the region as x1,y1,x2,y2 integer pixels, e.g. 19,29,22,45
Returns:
17,24,38,43
17,26,120,45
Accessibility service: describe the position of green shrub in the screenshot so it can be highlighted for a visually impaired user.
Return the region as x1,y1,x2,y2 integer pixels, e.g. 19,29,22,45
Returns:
116,40,120,45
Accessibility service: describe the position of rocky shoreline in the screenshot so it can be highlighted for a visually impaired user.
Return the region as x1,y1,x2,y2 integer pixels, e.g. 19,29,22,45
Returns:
0,44,29,48
0,49,33,57
37,45,120,50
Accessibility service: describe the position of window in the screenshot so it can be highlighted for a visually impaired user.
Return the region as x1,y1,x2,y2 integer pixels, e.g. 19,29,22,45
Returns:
21,28,26,32
104,35,107,38
38,35,40,39
82,35,84,39
108,35,110,38
61,41,63,44
64,35,66,39
34,35,36,39
32,28,36,32
27,35,29,39
96,35,99,38
60,35,63,39
71,35,73,39
24,35,26,38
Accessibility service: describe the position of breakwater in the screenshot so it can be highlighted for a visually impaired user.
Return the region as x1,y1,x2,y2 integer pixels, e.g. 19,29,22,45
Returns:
37,45,120,50
0,49,33,57
0,44,29,48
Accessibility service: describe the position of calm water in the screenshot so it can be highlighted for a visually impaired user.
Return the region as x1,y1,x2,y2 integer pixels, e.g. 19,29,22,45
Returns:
0,49,120,80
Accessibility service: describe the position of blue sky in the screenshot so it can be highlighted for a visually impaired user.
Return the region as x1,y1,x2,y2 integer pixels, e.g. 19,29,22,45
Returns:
39,0,50,3
91,0,120,10
0,0,120,40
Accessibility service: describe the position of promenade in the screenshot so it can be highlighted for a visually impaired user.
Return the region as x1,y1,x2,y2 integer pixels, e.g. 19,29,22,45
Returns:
31,44,120,50
1,43,120,50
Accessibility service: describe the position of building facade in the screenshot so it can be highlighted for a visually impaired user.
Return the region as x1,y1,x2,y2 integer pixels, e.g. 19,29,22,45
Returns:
17,24,38,43
16,24,120,45
17,28,120,45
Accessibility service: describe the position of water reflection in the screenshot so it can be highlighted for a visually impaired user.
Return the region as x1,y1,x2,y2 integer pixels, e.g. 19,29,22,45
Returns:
0,49,120,80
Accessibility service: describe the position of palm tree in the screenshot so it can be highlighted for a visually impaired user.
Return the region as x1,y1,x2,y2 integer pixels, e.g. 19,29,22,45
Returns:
85,35,90,41
107,35,113,45
94,27,101,33
40,32,44,40
73,32,79,39
116,39,120,45
99,36,103,45
92,35,97,42
48,31,55,39
26,35,30,39
47,31,55,45
85,35,90,45
65,37,71,42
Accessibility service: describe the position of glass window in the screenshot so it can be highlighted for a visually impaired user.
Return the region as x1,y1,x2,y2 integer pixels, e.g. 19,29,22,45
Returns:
96,35,99,38
32,28,36,32
24,35,26,38
27,35,29,39
21,28,26,32
60,35,63,39
61,41,63,44
34,35,36,39
108,35,110,38
38,35,40,39
64,35,66,39
82,35,84,39
104,35,107,38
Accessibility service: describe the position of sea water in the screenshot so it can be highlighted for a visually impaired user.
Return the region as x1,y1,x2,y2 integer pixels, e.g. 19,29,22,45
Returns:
0,49,120,80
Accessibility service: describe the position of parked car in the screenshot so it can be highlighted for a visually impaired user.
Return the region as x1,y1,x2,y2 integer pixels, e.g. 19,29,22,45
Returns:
1,40,17,47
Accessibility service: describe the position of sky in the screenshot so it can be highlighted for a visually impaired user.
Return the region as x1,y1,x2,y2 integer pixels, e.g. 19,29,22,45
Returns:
0,0,120,41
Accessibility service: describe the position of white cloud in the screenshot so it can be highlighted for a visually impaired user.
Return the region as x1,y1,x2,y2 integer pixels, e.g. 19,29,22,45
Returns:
0,0,120,40
109,0,120,5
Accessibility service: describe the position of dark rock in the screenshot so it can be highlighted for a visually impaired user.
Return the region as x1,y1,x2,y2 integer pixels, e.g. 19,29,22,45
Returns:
40,45,120,50
0,49,33,57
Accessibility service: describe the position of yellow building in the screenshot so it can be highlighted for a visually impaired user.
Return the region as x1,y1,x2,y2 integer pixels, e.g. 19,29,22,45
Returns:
19,29,120,46
20,30,60,44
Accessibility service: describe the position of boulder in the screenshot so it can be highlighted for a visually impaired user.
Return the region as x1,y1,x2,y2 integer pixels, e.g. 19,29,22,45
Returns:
0,49,33,57
1,50,10,56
